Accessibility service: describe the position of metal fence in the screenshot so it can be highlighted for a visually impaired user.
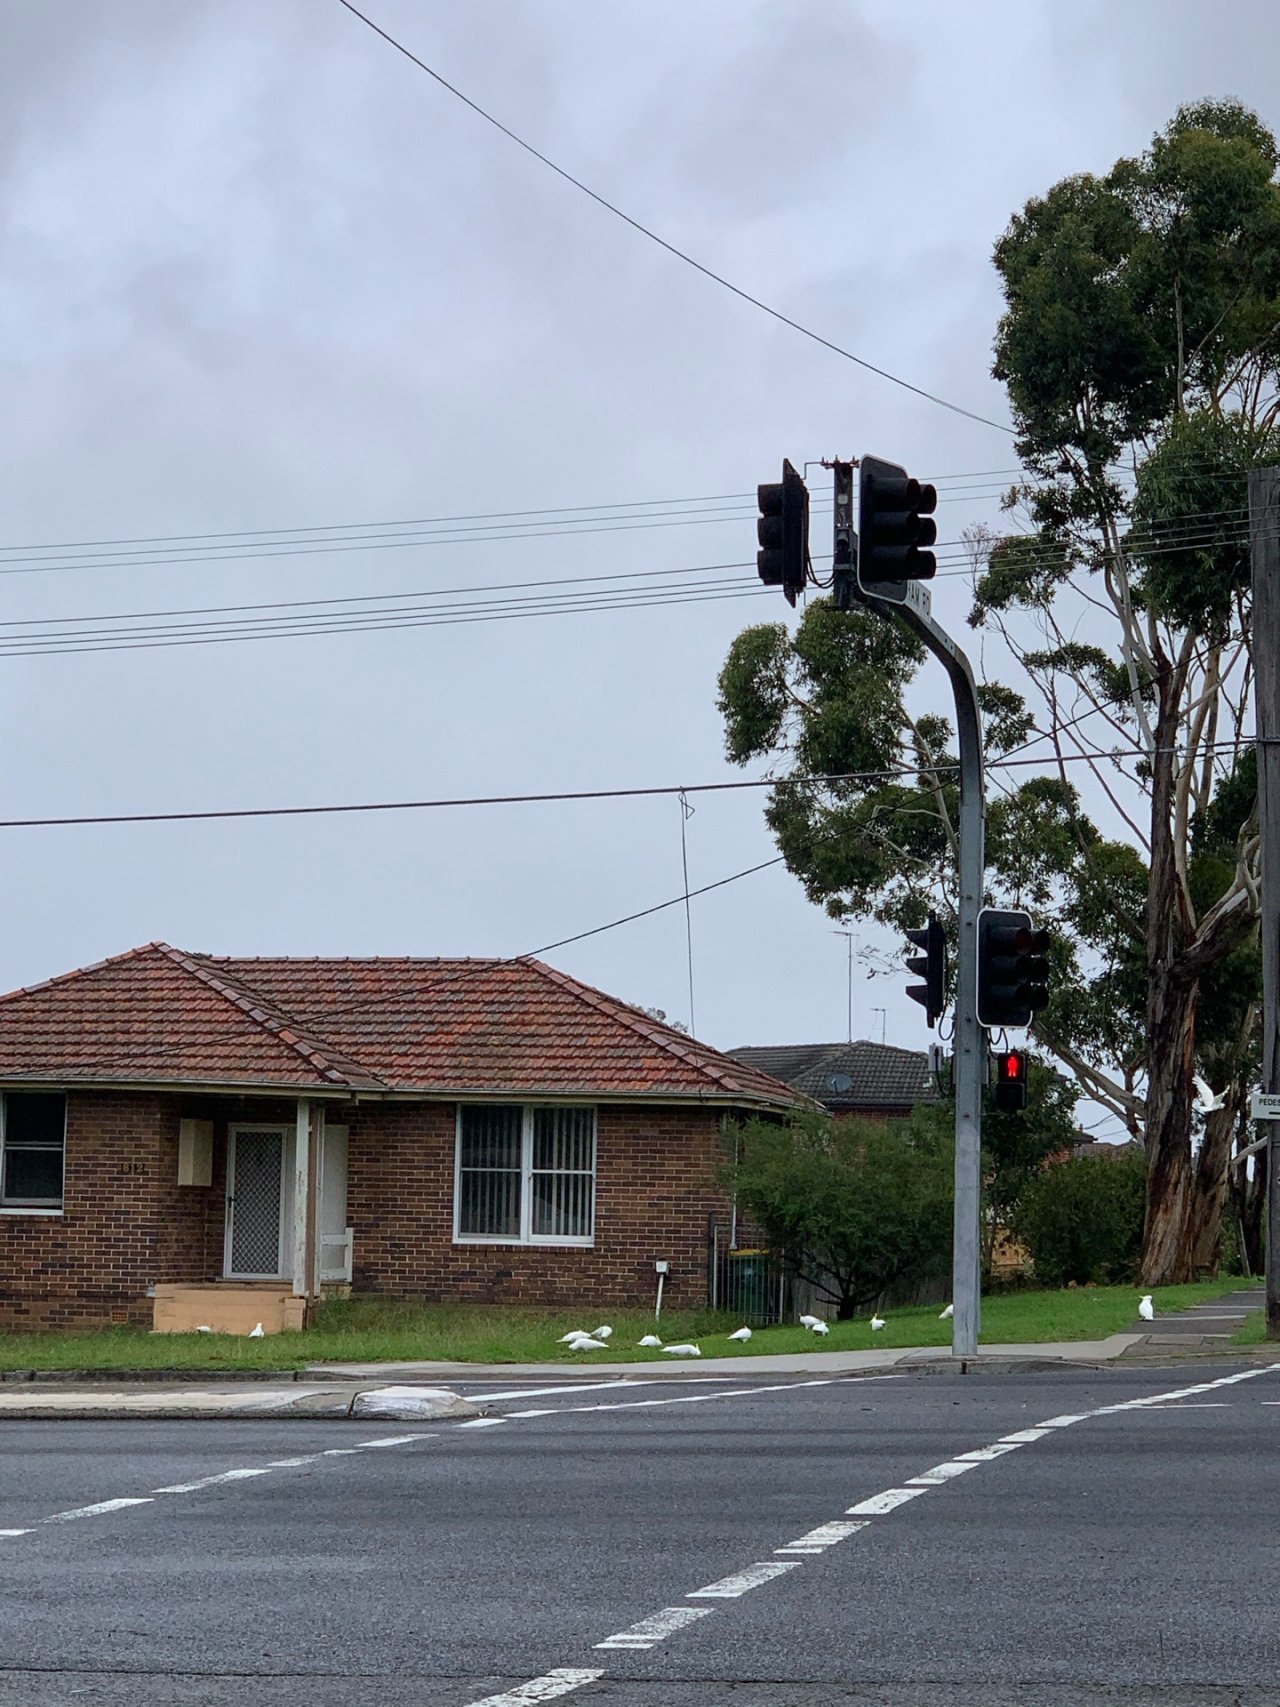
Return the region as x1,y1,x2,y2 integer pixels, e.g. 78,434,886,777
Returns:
707,1220,792,1325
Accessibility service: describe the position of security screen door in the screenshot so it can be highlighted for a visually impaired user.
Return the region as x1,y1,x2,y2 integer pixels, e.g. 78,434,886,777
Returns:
225,1126,290,1279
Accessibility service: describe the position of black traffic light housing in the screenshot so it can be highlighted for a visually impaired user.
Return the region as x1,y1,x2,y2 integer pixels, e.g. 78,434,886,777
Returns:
993,1049,1028,1112
757,460,809,607
856,454,938,604
976,907,1051,1029
904,914,946,1029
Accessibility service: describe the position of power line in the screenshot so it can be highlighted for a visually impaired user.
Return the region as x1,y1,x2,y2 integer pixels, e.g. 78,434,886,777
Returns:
334,0,1013,437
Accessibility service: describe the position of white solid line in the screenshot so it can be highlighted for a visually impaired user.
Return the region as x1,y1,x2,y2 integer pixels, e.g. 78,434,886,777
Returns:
1038,1413,1090,1427
999,1428,1053,1443
461,1668,605,1706
0,1528,31,1536
594,1606,713,1648
906,1460,981,1486
266,1456,322,1468
1142,1402,1229,1409
845,1486,930,1516
457,1418,509,1428
153,1467,275,1495
477,1380,665,1403
352,1434,434,1448
43,1498,153,1523
320,1448,359,1456
953,1442,1023,1462
687,1560,799,1598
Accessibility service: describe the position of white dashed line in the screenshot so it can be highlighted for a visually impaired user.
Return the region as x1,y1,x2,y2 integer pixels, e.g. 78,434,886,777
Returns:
905,1460,981,1486
457,1418,509,1429
687,1560,799,1598
353,1434,435,1448
461,1668,605,1705
999,1428,1053,1443
43,1498,153,1523
153,1467,274,1495
1038,1413,1090,1427
594,1606,712,1650
846,1486,931,1515
0,1529,31,1537
265,1455,322,1469
775,1519,868,1555
952,1442,1023,1461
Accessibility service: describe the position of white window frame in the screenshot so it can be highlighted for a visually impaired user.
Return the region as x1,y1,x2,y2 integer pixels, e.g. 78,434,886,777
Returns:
0,1091,67,1212
453,1104,596,1247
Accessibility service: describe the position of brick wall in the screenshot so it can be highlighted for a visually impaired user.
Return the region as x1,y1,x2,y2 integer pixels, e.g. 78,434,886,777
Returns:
348,1102,731,1311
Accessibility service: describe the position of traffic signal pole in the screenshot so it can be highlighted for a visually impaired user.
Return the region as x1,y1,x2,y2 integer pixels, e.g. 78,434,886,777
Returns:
833,460,986,1358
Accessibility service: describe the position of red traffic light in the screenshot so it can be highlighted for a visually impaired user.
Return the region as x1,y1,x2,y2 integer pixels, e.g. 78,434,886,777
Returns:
994,1049,1028,1111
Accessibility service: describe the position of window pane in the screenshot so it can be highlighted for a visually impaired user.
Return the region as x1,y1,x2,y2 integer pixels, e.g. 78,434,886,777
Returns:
3,1145,63,1204
6,1093,65,1148
458,1165,521,1237
532,1107,594,1173
531,1168,593,1239
460,1106,521,1170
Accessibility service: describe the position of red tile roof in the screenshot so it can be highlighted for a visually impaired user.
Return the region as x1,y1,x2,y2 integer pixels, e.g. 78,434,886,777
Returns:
0,943,799,1108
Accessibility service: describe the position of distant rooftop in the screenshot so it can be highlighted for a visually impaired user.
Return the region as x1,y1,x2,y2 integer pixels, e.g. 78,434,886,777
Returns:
726,1040,937,1111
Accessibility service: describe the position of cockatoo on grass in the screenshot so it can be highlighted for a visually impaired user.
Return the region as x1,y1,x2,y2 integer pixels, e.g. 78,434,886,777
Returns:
566,1334,607,1351
1138,1294,1155,1321
810,1319,830,1336
248,1322,265,1338
637,1334,663,1348
557,1330,589,1343
195,1325,213,1334
593,1325,613,1340
939,1304,954,1320
662,1343,702,1357
869,1315,886,1332
728,1326,752,1342
799,1314,821,1329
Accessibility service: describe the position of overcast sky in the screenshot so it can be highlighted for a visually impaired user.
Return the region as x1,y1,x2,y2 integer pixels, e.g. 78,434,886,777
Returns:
1,0,1277,1085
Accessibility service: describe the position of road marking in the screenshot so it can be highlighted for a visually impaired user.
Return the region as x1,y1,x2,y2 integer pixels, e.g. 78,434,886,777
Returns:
775,1519,868,1555
1143,1402,1229,1409
43,1498,153,1523
905,1460,981,1486
846,1486,930,1515
0,1529,31,1537
462,1669,605,1705
353,1434,434,1448
491,1374,897,1423
1038,1413,1090,1427
320,1448,360,1456
594,1606,712,1649
265,1456,322,1468
688,1560,799,1598
953,1442,1023,1461
999,1428,1053,1443
457,1418,509,1429
153,1467,275,1495
476,1380,674,1403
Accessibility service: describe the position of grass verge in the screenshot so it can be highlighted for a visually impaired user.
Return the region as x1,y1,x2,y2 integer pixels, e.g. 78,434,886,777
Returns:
0,1279,1250,1371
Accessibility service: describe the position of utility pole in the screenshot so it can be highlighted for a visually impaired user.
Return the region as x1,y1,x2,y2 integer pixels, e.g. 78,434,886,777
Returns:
1251,467,1280,1339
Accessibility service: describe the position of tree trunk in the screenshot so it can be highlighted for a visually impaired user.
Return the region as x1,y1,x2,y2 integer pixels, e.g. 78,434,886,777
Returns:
1140,971,1198,1283
1188,1100,1240,1276
1237,1163,1266,1275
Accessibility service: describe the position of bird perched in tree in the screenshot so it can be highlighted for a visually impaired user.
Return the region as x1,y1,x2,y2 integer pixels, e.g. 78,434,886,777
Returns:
810,1320,830,1336
1193,1076,1226,1114
637,1334,663,1348
870,1315,886,1332
728,1326,752,1342
1139,1294,1155,1322
939,1304,954,1320
662,1343,702,1357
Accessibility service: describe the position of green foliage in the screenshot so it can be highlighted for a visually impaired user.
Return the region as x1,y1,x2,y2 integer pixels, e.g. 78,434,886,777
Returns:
725,1112,952,1317
1012,1150,1147,1287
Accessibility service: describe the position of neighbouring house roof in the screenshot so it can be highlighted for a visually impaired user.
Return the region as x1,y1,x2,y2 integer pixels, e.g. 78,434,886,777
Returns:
0,942,799,1109
726,1040,937,1112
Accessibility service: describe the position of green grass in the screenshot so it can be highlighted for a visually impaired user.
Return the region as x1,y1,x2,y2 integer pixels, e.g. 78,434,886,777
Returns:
1231,1309,1270,1346
0,1279,1251,1371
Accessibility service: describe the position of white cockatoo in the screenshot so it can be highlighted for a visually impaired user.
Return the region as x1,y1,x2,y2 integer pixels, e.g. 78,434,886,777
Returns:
728,1326,752,1342
1193,1076,1226,1114
869,1315,886,1332
662,1343,702,1357
566,1334,607,1351
194,1325,213,1334
1138,1294,1155,1322
939,1304,954,1320
593,1325,613,1340
637,1334,663,1348
799,1314,822,1329
809,1320,830,1336
247,1322,265,1338
557,1330,589,1343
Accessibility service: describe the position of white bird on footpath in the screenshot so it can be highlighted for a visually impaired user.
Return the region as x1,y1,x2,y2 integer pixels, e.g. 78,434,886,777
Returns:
1139,1294,1155,1321
637,1334,663,1348
939,1304,954,1320
557,1330,589,1343
809,1320,830,1336
1193,1075,1226,1114
662,1343,702,1357
567,1335,607,1351
870,1315,886,1332
248,1322,265,1338
593,1325,613,1340
799,1314,821,1329
728,1326,752,1342
194,1324,213,1334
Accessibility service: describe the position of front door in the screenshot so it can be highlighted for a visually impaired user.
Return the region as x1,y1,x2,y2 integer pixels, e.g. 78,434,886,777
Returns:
225,1126,292,1280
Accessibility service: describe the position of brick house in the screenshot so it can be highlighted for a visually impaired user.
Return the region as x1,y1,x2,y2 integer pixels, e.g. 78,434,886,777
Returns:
726,1041,937,1119
0,943,797,1331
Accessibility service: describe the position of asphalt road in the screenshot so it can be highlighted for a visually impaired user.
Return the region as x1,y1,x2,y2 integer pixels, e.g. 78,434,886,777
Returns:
1,1361,1278,1705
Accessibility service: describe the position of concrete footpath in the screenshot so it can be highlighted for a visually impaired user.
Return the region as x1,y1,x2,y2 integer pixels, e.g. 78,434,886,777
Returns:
0,1334,1151,1420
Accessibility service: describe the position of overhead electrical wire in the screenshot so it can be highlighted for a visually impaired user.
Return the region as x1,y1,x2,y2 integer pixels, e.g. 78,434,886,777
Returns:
333,0,1013,436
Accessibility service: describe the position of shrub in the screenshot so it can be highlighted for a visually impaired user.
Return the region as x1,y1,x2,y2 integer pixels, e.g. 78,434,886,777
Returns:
1011,1149,1145,1287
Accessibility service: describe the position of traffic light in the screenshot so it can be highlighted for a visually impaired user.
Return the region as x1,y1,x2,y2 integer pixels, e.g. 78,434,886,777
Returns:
757,459,810,607
993,1049,1028,1112
976,907,1051,1029
904,914,946,1028
856,454,938,604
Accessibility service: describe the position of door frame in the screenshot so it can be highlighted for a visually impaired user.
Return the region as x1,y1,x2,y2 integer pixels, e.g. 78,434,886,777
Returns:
224,1123,293,1280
